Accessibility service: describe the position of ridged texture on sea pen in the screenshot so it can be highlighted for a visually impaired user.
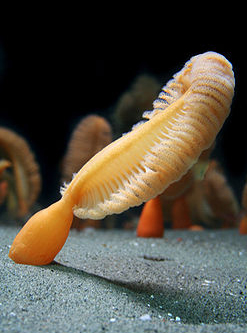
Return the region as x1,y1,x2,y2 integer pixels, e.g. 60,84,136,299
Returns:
66,51,234,219
61,115,112,183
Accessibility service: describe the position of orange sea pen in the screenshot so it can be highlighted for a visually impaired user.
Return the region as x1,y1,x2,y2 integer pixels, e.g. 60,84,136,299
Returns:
203,160,239,227
137,196,164,237
9,199,73,265
0,127,41,217
185,160,239,228
9,52,235,265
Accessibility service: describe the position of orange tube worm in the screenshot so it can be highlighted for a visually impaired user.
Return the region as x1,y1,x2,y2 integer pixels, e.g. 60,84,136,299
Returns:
138,170,194,236
9,52,235,265
239,216,247,235
240,182,247,234
137,196,164,237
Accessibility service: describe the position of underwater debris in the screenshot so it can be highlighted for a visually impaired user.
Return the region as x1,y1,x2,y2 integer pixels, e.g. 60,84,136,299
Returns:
0,127,41,218
189,225,204,231
139,314,152,321
9,51,235,265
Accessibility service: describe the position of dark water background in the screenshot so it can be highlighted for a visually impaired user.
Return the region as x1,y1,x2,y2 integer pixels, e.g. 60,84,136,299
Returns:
0,16,246,206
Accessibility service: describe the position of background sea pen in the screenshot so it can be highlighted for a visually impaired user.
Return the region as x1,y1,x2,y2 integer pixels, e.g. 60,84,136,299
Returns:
61,115,112,184
0,127,41,218
61,115,112,229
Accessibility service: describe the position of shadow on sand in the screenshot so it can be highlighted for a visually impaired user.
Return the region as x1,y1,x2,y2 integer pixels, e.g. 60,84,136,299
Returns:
40,260,247,325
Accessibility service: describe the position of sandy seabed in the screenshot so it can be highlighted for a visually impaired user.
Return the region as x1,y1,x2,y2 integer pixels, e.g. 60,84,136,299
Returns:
1,226,247,332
